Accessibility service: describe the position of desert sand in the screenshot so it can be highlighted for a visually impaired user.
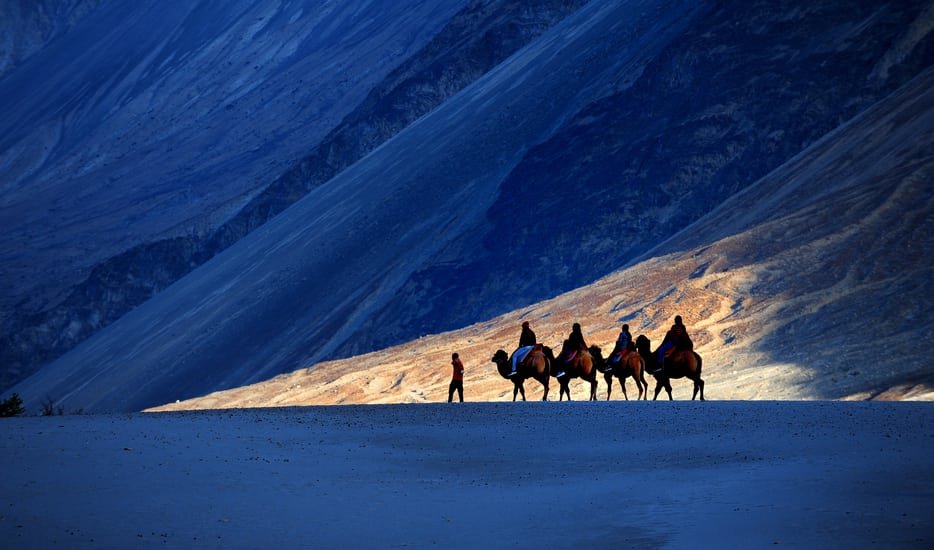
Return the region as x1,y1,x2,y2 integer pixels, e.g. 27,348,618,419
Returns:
2,402,931,548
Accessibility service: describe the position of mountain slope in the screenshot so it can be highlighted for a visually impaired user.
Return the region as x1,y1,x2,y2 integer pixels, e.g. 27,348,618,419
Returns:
154,66,934,409
359,0,934,356
0,0,104,80
11,0,710,412
8,0,934,412
0,0,472,388
0,0,589,391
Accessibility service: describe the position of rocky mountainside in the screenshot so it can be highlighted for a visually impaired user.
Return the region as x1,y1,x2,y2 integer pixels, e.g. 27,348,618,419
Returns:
363,0,934,354
0,0,103,79
5,0,933,412
0,0,587,391
154,66,934,409
0,0,476,388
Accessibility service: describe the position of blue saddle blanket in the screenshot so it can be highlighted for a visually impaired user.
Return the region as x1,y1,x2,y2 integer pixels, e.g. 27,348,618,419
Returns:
512,346,534,371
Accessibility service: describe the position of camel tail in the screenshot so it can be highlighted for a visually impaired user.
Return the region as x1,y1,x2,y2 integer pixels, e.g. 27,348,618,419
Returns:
694,352,703,376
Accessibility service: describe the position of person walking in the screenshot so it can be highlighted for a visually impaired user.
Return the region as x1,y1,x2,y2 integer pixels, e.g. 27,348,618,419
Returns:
448,352,465,402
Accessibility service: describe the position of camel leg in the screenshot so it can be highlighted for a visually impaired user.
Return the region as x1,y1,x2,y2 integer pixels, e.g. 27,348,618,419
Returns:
633,374,643,400
694,377,705,401
542,380,549,402
653,379,673,400
513,384,519,402
640,372,648,400
605,373,613,400
519,384,527,402
620,378,629,401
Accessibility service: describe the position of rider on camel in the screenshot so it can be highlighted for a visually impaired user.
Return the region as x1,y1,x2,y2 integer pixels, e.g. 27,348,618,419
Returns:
519,321,537,348
556,322,587,378
612,323,632,363
509,321,538,377
569,322,588,351
655,315,692,373
560,323,588,359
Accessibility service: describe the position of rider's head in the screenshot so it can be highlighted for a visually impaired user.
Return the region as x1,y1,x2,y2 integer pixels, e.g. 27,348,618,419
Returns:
452,353,459,360
674,315,683,325
573,322,581,331
622,324,629,331
522,321,529,328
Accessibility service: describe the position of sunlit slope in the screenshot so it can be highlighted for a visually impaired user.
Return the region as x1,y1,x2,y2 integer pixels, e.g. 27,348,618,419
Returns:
153,67,934,409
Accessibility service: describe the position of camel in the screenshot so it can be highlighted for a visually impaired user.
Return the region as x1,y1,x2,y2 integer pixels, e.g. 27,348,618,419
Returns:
491,346,551,401
636,334,705,401
592,344,648,400
546,346,598,401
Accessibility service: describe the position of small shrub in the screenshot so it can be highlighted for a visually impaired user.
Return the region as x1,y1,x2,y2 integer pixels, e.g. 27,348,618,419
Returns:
40,396,65,416
0,393,25,417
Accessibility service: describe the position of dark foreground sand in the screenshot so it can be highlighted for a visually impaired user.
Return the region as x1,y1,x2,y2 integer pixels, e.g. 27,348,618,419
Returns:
1,401,932,548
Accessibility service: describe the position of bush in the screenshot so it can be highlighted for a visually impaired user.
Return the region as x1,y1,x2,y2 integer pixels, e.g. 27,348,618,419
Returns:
0,393,25,417
41,396,65,416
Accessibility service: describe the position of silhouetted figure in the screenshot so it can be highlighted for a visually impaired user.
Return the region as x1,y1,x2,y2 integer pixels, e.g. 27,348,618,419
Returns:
568,322,588,352
519,321,537,348
614,323,632,354
509,320,538,377
448,353,464,402
655,315,692,372
556,322,588,377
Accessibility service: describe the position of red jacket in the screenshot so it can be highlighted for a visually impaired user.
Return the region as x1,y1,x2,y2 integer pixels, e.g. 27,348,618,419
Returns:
451,358,464,381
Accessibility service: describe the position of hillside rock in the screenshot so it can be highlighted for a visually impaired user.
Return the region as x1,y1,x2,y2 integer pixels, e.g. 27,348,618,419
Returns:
0,0,103,79
0,0,475,389
346,0,934,355
0,0,587,391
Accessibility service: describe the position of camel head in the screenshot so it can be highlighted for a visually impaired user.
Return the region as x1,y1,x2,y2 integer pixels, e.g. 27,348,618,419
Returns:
635,334,652,355
589,345,603,361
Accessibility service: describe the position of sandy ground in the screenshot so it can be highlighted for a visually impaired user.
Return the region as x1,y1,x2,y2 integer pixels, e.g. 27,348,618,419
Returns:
2,402,932,548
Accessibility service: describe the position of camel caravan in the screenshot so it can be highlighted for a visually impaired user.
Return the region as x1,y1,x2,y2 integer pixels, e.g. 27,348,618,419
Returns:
490,316,704,402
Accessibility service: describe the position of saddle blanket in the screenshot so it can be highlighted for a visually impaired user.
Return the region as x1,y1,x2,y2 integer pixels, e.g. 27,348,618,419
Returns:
512,346,534,371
